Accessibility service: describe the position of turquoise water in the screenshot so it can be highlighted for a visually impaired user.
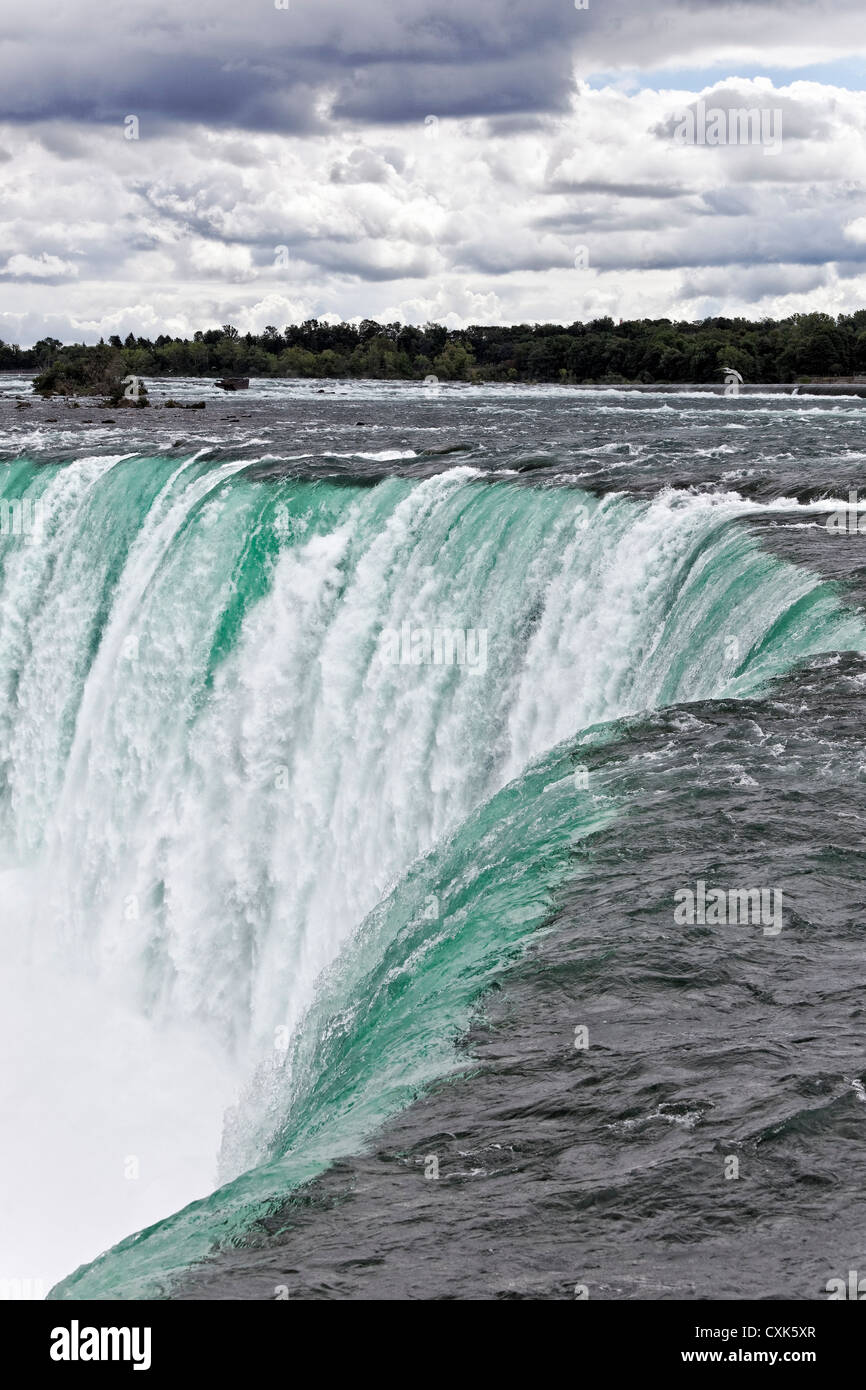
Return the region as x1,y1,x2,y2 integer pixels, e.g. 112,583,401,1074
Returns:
0,452,861,1298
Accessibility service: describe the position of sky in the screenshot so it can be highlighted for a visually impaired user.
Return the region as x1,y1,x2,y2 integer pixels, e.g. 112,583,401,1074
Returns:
2,0,866,344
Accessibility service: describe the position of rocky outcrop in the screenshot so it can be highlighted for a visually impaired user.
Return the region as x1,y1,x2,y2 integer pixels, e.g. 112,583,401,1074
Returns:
33,348,150,406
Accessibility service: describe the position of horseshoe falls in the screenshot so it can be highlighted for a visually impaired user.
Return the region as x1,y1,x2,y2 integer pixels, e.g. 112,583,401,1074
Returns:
1,433,864,1300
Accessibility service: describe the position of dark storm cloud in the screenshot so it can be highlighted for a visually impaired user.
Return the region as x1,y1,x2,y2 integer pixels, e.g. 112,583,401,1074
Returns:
0,0,586,131
329,53,576,123
8,0,860,136
1,50,325,135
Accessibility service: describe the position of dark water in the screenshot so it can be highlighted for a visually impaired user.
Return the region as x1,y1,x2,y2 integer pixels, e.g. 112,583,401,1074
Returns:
5,371,866,502
2,377,865,1301
174,655,866,1300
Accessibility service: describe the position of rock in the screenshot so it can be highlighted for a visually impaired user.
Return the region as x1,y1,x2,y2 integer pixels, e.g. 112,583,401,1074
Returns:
216,378,250,391
33,352,149,406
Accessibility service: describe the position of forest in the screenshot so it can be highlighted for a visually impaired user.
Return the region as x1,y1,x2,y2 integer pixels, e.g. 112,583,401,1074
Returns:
2,311,866,391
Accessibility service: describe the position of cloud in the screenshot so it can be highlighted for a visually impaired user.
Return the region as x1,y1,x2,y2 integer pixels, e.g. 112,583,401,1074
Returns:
329,148,397,185
37,126,90,160
0,1,584,131
1,252,79,281
4,1,866,134
3,5,866,339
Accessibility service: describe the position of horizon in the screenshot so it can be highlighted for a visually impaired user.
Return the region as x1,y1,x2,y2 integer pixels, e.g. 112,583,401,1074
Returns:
9,306,866,355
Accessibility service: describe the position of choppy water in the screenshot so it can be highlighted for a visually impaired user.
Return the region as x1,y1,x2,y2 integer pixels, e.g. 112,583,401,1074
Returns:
1,378,864,1300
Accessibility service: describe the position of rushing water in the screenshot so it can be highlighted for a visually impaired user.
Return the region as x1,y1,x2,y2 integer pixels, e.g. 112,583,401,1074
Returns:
1,378,865,1299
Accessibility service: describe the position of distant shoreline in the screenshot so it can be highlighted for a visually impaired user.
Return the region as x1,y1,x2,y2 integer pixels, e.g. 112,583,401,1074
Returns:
4,371,866,399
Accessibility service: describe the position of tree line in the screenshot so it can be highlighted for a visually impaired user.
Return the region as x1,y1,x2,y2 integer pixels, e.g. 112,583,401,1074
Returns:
3,312,866,390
